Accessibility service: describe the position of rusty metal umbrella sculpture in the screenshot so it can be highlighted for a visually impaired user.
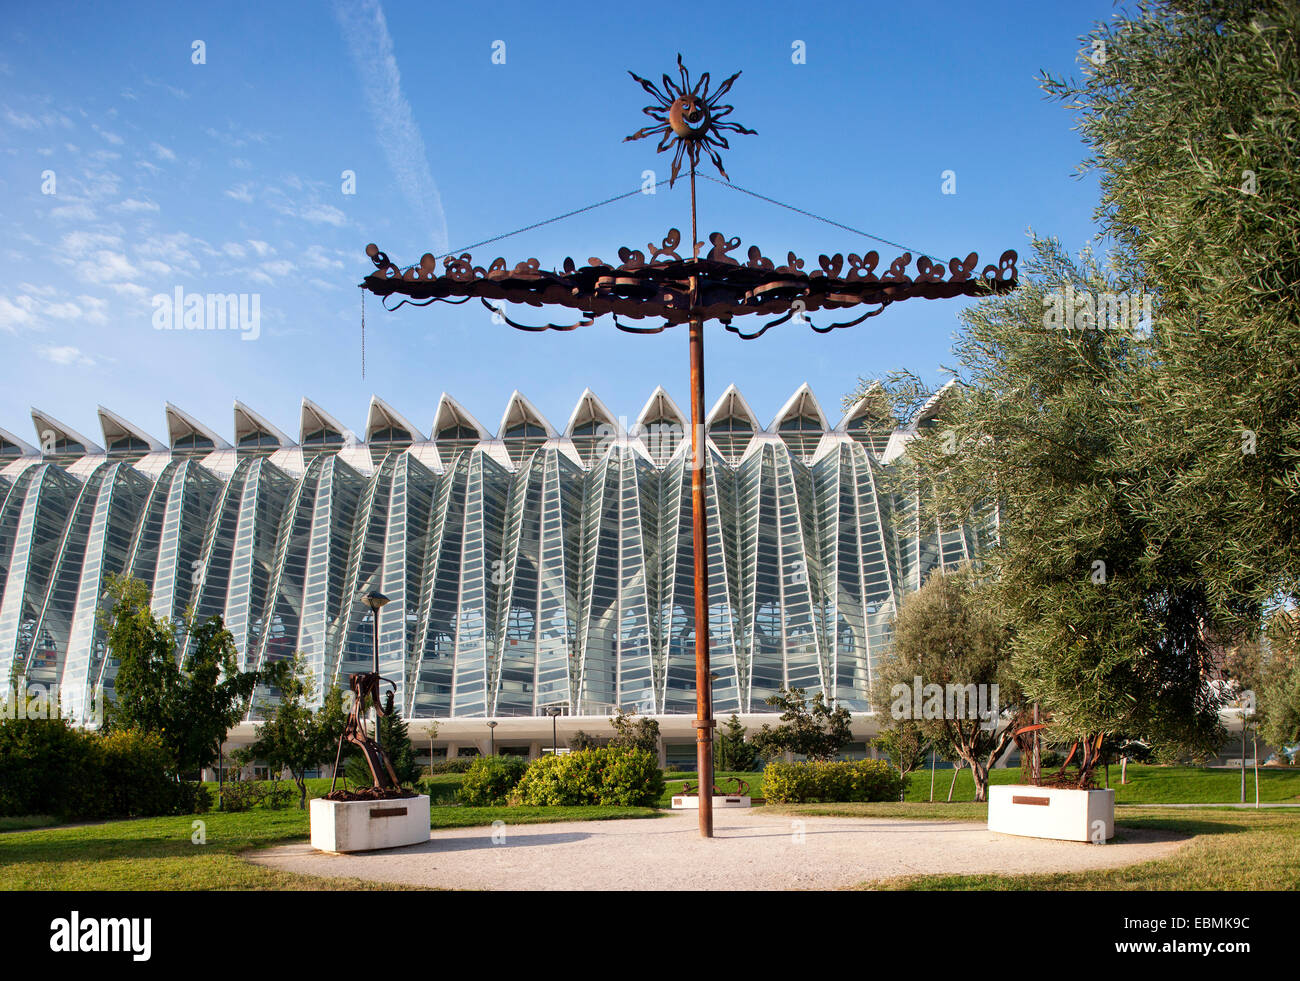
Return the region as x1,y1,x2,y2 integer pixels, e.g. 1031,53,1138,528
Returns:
360,55,1018,838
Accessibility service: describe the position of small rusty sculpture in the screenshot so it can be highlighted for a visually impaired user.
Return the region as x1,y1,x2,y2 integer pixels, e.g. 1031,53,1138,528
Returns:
325,590,413,801
327,671,402,796
680,775,750,797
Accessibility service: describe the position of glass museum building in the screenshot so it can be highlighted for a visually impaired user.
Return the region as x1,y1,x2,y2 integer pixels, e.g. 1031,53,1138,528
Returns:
0,383,994,764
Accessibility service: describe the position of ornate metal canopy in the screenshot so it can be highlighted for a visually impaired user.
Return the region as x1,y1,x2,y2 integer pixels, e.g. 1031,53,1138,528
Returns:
362,236,1018,338
356,54,1019,840
361,52,1017,336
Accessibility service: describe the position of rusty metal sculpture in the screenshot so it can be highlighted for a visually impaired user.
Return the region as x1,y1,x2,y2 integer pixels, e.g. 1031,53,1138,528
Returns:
326,671,402,798
623,53,757,187
681,775,751,797
325,590,413,801
358,55,1019,837
1013,709,1101,790
363,234,1018,336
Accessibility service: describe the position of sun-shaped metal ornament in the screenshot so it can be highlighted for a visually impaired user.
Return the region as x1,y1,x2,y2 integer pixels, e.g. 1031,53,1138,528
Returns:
624,54,756,187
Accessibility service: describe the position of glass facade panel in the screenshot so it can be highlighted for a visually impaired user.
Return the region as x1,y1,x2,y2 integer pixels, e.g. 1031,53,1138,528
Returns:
0,387,991,722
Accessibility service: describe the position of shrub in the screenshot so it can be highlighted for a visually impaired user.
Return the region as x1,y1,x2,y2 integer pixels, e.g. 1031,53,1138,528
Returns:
418,777,462,804
175,780,211,815
261,780,294,810
458,755,528,806
424,759,475,775
0,717,103,819
215,779,291,812
216,780,261,813
509,753,571,805
0,718,201,820
762,759,903,804
99,729,184,818
344,753,374,788
510,747,664,807
569,730,605,751
597,746,666,806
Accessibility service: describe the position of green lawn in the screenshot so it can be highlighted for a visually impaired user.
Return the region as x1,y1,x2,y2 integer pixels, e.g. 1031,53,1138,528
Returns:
659,771,765,807
200,774,465,808
659,763,1300,807
759,800,1300,890
903,763,1300,804
0,805,660,890
7,763,1296,891
0,814,60,833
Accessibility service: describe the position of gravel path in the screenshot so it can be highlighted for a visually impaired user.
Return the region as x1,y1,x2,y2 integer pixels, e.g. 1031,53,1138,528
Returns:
250,809,1186,890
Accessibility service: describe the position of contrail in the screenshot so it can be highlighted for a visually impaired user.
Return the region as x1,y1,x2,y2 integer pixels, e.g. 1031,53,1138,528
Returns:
334,0,449,254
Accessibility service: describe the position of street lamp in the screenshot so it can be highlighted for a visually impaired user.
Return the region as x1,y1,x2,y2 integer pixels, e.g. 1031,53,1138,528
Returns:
547,706,561,755
488,720,498,757
707,672,719,777
360,590,390,756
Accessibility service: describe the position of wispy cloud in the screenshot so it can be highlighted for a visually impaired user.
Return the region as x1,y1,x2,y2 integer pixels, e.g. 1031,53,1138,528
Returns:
112,197,159,213
92,123,124,145
37,344,95,367
3,106,71,130
286,201,347,226
334,0,447,253
0,296,39,332
225,183,255,204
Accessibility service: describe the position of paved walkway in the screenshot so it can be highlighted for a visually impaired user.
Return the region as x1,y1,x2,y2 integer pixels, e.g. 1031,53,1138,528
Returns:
250,809,1187,890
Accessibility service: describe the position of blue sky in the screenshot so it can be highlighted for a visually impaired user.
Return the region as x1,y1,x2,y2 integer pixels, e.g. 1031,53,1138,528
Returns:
0,0,1117,445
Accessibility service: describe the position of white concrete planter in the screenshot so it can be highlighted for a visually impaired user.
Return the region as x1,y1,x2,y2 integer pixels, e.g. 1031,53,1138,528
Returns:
988,785,1114,843
671,794,752,809
310,794,430,853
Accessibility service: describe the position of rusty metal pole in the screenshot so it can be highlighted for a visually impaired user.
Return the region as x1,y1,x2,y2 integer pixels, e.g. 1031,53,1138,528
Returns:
372,601,382,760
688,164,714,839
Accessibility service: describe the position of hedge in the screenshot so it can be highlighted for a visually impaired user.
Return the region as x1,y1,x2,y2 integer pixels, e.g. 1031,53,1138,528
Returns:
0,717,208,820
762,759,903,803
423,758,476,774
458,755,528,806
510,747,664,807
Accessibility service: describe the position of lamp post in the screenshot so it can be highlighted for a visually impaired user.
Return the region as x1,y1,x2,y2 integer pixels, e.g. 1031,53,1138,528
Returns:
547,706,561,755
360,590,390,757
488,720,498,757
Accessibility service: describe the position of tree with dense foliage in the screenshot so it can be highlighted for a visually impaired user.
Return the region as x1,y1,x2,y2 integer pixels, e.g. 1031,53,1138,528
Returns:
844,0,1300,784
246,654,345,808
608,708,661,756
568,730,604,751
874,568,1019,802
376,705,420,786
1249,612,1300,756
716,714,758,771
1041,0,1300,612
750,688,853,762
860,241,1231,787
102,575,259,777
871,723,930,800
